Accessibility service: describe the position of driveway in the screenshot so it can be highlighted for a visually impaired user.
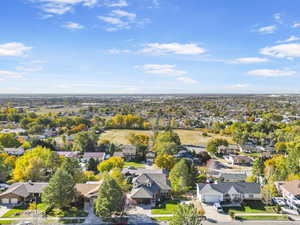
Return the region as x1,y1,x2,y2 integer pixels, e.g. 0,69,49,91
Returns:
0,206,10,217
201,203,232,222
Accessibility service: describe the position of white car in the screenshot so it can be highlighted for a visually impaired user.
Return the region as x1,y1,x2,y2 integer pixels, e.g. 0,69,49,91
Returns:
213,203,224,213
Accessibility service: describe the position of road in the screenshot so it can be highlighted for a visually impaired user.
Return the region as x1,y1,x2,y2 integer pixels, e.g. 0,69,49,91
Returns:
203,222,300,225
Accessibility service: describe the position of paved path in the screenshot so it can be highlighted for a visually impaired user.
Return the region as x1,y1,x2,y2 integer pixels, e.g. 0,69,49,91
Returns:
0,206,10,217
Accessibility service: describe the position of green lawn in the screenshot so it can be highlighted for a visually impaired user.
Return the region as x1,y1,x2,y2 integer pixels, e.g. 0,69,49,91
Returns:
124,162,146,168
151,216,173,221
151,200,180,215
0,220,14,224
228,201,273,214
1,209,25,218
236,215,289,221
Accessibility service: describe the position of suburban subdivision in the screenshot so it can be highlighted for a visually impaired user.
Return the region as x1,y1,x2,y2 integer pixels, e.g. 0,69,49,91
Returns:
0,94,300,225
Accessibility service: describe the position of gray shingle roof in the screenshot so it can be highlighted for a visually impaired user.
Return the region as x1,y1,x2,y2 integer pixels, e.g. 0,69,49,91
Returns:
0,182,48,198
197,182,260,194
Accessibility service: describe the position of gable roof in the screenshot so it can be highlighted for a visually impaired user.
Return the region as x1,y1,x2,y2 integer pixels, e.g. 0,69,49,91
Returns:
135,173,171,191
75,183,101,198
197,182,260,194
0,182,48,198
280,180,300,196
131,186,154,199
83,152,105,160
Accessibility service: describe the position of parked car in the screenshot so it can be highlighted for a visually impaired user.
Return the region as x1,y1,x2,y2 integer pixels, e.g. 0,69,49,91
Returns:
0,183,9,191
272,197,286,206
213,203,224,213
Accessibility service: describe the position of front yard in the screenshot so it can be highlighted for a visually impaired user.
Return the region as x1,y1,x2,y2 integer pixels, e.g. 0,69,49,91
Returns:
227,201,274,214
1,208,25,218
236,215,289,221
151,200,180,214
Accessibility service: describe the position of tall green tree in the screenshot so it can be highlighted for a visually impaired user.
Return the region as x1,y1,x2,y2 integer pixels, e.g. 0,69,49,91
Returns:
169,159,192,194
42,168,75,209
94,173,124,220
60,157,84,183
72,131,98,152
170,204,203,225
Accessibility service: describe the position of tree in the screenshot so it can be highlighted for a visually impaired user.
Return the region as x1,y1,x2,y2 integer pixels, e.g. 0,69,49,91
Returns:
169,159,191,194
42,168,75,209
72,131,97,152
0,153,16,182
13,146,60,182
245,175,257,183
153,142,179,155
87,158,99,172
206,138,228,155
110,168,130,192
154,154,176,170
60,157,84,183
252,157,265,177
275,142,287,153
170,204,203,225
97,156,124,173
0,133,21,148
94,173,124,220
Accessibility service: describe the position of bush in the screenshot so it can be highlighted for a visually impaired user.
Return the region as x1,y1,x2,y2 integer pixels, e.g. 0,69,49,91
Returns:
229,211,235,219
52,208,66,217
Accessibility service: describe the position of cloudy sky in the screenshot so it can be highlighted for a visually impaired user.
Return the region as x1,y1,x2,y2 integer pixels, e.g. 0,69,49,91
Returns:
1,0,300,93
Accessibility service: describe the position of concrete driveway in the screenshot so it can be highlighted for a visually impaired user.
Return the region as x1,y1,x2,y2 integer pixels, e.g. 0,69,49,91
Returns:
0,206,9,217
201,203,232,223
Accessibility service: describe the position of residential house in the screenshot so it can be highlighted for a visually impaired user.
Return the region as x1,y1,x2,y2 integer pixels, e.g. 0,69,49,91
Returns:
113,145,137,161
217,144,240,155
196,182,262,204
56,151,80,158
3,147,24,156
0,182,101,207
275,180,300,210
54,135,75,149
0,182,48,205
224,155,253,166
207,170,247,182
82,152,106,161
129,173,171,205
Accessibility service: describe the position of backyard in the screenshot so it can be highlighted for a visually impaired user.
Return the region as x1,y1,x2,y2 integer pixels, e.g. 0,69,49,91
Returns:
124,162,146,168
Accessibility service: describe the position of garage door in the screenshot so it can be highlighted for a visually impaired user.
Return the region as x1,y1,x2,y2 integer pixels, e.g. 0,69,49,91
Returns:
1,198,9,204
11,198,18,204
204,194,221,203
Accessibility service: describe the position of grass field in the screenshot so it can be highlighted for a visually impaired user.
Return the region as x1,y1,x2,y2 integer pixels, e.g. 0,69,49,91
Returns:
124,162,146,168
151,200,180,215
100,129,233,146
151,216,173,221
236,215,289,221
1,209,25,218
228,201,274,214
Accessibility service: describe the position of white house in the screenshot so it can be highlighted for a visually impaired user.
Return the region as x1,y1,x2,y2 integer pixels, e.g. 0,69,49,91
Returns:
196,182,262,204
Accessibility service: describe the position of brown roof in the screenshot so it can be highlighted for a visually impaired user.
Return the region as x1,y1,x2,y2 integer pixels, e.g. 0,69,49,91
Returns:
281,180,300,196
75,183,101,198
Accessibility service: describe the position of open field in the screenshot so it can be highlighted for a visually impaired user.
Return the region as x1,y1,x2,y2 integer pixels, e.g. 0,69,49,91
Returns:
100,129,233,146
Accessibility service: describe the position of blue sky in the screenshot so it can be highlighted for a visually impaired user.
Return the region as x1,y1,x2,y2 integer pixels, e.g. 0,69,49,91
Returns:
1,0,300,93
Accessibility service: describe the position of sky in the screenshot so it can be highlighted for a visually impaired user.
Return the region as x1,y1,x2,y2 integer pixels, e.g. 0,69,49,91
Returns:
1,0,300,94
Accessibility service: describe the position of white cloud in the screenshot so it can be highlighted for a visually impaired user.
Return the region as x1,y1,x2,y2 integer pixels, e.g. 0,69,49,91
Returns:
106,48,130,54
0,70,23,78
232,57,269,64
256,25,277,34
31,0,98,15
276,36,300,43
176,76,198,84
260,43,300,58
104,0,128,7
112,9,136,21
98,10,145,31
142,43,206,55
273,13,283,24
292,22,300,28
248,69,296,77
0,42,32,57
135,64,187,76
63,22,84,30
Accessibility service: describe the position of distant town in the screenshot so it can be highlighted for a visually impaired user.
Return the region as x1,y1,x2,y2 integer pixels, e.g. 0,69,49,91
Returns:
0,94,300,225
